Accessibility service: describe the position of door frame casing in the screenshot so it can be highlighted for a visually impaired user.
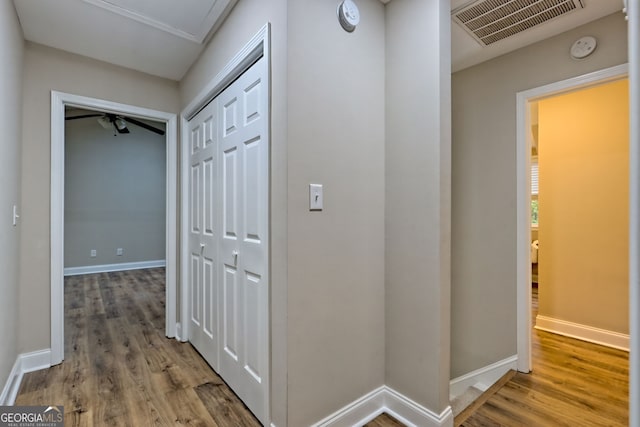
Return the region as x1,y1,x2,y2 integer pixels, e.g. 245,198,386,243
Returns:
50,91,178,365
179,22,271,421
179,23,270,340
515,63,629,372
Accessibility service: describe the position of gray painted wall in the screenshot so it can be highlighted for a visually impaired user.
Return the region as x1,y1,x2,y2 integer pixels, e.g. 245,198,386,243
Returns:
64,112,166,268
451,12,628,378
0,1,23,395
19,42,179,354
385,0,452,413
287,1,386,425
183,0,453,423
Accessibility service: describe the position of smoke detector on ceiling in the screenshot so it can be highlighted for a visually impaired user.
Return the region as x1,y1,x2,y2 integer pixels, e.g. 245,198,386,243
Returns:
338,0,360,33
452,0,585,46
570,36,597,59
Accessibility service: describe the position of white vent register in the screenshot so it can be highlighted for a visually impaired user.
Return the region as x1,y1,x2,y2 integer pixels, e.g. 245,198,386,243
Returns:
453,0,585,46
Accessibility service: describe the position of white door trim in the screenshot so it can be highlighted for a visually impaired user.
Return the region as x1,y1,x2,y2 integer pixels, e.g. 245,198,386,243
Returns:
50,91,178,365
628,2,640,425
179,22,271,423
179,23,270,341
515,63,629,372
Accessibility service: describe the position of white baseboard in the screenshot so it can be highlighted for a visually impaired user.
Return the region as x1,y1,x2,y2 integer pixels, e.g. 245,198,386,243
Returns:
383,387,453,427
0,349,52,405
450,355,518,399
535,315,630,351
0,357,22,405
311,386,452,427
175,322,189,342
64,260,166,276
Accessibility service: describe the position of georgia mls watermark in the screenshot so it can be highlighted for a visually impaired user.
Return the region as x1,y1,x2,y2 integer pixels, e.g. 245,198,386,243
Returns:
0,406,63,427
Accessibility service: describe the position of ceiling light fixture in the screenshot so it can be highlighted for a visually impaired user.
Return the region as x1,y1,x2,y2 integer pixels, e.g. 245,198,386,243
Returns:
97,116,111,129
114,118,127,130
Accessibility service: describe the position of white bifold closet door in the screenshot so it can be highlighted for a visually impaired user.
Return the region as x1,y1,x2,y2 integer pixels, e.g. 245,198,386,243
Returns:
188,56,269,425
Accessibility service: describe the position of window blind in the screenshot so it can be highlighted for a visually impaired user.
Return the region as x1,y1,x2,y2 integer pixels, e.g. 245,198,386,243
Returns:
531,157,539,195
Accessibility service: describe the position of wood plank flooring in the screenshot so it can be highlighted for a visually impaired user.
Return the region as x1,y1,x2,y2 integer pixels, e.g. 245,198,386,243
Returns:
15,269,260,427
16,273,629,426
459,286,629,426
363,413,405,426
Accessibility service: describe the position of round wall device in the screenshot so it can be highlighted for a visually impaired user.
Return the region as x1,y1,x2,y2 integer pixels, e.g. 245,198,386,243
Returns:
338,0,360,33
570,36,597,60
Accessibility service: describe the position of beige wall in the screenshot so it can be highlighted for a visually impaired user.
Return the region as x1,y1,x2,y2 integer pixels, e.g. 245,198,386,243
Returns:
287,0,386,425
178,0,289,424
0,1,24,391
385,0,452,413
19,42,179,354
451,12,628,378
538,79,629,333
64,115,166,268
182,1,456,423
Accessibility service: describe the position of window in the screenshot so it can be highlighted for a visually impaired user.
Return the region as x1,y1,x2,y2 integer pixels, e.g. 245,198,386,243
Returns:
531,156,538,227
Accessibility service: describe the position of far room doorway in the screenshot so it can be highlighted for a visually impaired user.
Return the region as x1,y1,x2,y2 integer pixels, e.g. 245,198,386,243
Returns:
50,92,178,365
515,65,630,424
63,107,168,363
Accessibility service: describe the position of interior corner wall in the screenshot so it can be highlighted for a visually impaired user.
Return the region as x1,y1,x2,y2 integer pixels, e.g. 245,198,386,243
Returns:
385,0,452,414
537,79,629,334
286,0,386,425
64,116,166,269
19,42,179,355
451,12,628,378
0,0,24,393
178,0,289,425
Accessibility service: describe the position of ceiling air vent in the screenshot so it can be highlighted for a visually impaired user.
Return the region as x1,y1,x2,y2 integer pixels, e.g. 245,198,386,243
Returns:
453,0,585,46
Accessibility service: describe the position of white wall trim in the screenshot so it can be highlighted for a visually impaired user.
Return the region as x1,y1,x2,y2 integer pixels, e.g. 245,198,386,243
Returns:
80,0,238,44
310,386,386,427
515,63,629,373
0,357,22,405
63,260,167,276
449,355,518,399
0,349,52,405
310,386,453,427
629,2,640,425
535,315,630,352
51,91,178,366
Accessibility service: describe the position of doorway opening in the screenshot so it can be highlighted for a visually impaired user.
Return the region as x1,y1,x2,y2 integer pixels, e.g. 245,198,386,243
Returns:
516,63,629,371
50,92,178,365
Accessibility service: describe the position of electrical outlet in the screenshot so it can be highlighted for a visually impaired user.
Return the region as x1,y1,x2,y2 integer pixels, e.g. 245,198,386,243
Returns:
90,249,97,258
116,248,124,256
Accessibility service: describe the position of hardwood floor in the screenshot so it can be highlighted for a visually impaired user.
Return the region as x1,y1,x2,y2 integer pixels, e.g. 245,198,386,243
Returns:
363,413,405,426
16,269,260,427
459,285,629,426
16,273,628,426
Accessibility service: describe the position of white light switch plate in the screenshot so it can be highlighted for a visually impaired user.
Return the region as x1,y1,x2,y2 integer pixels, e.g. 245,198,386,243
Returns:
309,184,323,211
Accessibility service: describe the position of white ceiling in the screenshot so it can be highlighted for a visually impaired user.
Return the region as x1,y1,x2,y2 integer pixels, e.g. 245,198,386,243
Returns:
13,0,238,80
13,0,624,81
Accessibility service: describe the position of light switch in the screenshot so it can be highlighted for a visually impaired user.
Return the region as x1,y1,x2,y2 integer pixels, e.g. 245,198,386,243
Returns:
309,184,323,211
12,205,19,226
